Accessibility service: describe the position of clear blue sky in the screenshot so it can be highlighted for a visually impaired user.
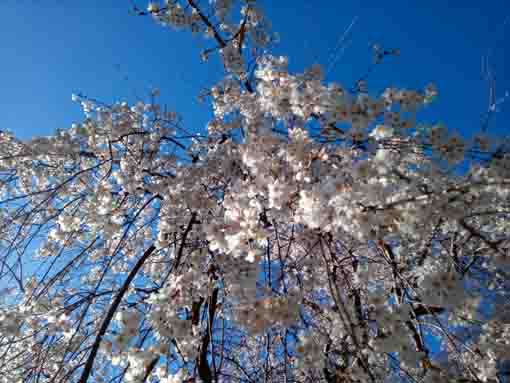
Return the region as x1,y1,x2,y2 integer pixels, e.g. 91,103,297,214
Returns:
0,1,508,140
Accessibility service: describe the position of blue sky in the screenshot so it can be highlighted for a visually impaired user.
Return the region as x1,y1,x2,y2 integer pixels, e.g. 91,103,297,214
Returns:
0,1,508,141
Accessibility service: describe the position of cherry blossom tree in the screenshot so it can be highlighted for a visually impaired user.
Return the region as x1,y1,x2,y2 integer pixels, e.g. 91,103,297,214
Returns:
1,1,509,382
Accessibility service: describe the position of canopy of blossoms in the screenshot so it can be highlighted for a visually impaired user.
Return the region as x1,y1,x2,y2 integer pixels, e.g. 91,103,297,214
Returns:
0,1,509,382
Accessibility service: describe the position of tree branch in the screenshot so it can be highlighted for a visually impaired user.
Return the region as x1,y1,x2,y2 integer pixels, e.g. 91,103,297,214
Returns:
187,0,226,48
197,287,219,383
78,244,157,383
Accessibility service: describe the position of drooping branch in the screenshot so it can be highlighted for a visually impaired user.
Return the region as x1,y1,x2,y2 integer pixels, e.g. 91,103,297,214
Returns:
197,287,219,383
142,356,160,382
77,244,157,383
172,212,198,272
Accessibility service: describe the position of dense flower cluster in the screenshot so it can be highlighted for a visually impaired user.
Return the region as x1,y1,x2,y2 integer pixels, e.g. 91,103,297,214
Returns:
0,1,509,383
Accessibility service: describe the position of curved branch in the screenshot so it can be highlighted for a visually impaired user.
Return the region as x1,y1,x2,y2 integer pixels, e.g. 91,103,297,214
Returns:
78,244,157,383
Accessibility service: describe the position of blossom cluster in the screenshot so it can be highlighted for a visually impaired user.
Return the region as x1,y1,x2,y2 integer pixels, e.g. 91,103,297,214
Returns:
0,1,509,382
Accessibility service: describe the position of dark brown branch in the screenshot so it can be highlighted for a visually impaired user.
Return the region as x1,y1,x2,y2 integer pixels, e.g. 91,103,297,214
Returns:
197,287,219,383
413,304,445,317
187,0,226,48
192,297,205,326
172,212,198,272
77,245,157,383
142,356,160,382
